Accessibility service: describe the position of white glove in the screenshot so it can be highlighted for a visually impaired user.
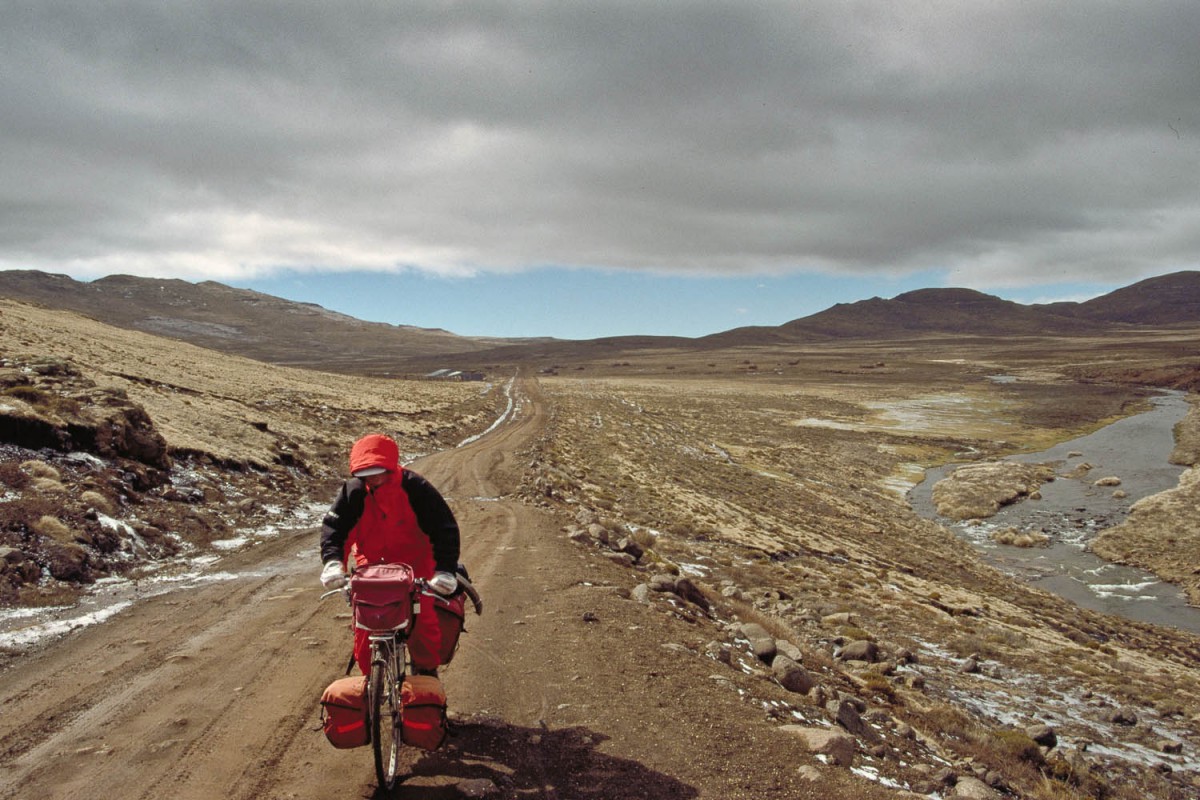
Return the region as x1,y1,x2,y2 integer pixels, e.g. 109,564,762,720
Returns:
320,560,347,589
427,571,458,596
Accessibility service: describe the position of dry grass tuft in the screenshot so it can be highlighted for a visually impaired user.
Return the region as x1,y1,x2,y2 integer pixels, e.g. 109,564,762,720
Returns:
79,490,114,515
32,515,74,543
20,460,60,480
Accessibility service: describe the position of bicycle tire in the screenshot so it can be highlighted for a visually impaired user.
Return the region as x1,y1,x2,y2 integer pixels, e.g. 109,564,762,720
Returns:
369,656,402,789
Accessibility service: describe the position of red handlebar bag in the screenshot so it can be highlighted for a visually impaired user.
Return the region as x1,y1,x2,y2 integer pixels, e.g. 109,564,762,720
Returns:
320,675,369,748
400,674,447,750
351,563,415,632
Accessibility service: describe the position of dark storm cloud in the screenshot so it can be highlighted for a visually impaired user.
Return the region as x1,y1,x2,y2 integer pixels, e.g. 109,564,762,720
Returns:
1,1,1197,286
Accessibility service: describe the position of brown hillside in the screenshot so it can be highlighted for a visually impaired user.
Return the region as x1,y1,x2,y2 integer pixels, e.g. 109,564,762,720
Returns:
0,270,539,373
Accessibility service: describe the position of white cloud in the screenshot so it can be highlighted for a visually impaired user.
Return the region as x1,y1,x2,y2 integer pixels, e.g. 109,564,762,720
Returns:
1,1,1197,289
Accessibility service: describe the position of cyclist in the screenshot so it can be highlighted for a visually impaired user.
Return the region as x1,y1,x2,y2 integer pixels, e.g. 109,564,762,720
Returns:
319,433,460,676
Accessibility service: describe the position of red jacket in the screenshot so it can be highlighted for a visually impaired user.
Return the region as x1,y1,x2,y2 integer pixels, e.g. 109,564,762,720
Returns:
319,435,459,577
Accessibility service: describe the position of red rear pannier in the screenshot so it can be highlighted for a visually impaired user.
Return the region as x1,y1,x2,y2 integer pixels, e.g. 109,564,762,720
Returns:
320,676,369,748
400,674,447,750
351,563,414,632
432,592,467,665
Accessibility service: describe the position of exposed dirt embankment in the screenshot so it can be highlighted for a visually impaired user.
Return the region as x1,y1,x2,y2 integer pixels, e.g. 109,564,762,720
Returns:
0,299,503,606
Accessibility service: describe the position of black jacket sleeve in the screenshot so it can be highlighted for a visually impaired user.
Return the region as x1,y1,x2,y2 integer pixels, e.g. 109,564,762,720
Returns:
402,470,461,573
319,478,366,565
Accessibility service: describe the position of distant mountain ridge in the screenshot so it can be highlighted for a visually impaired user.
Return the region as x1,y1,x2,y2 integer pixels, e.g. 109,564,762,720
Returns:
0,270,546,373
700,271,1200,346
0,269,1197,372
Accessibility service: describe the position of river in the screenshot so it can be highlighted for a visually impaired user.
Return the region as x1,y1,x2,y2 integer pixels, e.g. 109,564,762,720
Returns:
908,390,1200,634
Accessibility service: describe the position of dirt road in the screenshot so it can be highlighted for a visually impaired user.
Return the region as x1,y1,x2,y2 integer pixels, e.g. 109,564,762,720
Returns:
0,379,890,800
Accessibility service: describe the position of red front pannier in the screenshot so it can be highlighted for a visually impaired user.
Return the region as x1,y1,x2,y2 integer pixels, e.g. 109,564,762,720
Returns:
400,674,448,750
432,592,467,665
320,676,369,748
351,563,414,632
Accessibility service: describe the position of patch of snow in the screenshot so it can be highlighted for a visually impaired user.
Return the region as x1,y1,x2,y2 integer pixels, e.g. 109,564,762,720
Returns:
211,537,248,551
458,378,517,448
851,765,906,790
65,451,106,468
0,601,133,649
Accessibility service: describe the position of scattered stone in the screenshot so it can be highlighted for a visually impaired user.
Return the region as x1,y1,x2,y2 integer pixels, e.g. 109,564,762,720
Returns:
832,698,879,743
822,612,853,626
772,655,815,694
672,578,711,611
455,778,499,798
705,641,732,664
1026,724,1057,748
738,623,777,663
838,640,879,663
581,612,599,623
775,639,803,663
959,657,980,674
933,767,958,786
952,776,1000,798
1093,476,1122,487
649,574,676,592
796,765,822,782
603,552,636,568
615,537,644,562
630,584,651,603
587,523,609,544
778,726,855,767
1105,707,1138,726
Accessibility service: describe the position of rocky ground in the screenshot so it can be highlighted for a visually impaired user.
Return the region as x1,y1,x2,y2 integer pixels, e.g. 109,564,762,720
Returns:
0,298,502,607
2,301,1199,799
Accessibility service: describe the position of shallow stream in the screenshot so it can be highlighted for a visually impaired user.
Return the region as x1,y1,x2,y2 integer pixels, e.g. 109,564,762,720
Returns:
908,390,1200,634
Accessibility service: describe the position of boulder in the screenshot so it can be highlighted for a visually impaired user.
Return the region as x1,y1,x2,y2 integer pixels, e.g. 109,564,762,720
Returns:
778,726,855,767
772,655,815,694
672,577,710,611
615,537,644,561
952,776,1000,798
1105,707,1138,726
838,640,879,663
738,623,777,663
1025,724,1057,748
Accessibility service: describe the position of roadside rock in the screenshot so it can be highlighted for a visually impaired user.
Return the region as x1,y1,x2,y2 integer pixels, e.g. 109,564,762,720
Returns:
778,725,855,767
739,622,778,663
772,655,815,694
952,776,1001,798
1026,724,1058,748
838,640,879,663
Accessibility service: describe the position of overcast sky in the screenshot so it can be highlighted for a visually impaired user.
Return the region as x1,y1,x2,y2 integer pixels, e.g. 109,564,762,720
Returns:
2,2,1197,338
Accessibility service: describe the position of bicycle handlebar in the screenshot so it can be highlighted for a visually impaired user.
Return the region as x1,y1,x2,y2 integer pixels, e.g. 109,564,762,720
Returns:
318,572,483,615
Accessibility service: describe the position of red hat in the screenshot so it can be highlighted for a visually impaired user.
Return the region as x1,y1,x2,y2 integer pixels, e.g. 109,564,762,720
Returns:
349,434,400,477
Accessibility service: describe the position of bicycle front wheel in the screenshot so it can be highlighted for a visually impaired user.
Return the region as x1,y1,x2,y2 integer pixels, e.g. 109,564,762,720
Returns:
369,656,402,789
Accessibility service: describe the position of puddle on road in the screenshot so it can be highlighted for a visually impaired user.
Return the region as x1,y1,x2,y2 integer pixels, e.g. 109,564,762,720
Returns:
909,391,1200,634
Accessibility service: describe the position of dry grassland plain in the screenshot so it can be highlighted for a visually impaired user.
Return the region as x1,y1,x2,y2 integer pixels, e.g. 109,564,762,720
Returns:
520,336,1200,797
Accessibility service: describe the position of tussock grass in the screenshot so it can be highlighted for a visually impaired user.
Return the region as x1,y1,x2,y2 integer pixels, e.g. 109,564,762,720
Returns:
32,515,73,543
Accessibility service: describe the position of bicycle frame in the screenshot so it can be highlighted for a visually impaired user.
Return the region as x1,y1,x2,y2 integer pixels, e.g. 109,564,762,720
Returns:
367,626,407,790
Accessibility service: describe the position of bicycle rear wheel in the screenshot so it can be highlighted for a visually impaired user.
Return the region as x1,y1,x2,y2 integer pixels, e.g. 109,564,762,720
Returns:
369,656,402,789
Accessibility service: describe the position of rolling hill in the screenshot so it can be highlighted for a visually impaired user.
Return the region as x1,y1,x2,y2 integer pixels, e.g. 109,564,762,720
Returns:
2,269,1198,373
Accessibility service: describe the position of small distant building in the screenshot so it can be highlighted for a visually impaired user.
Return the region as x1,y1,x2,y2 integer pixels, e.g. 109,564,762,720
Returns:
425,368,485,382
